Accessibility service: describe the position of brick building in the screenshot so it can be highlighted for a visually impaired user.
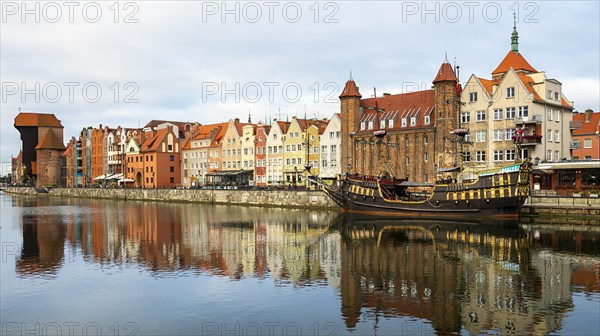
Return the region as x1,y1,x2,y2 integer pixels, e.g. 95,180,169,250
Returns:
14,113,66,187
340,60,461,183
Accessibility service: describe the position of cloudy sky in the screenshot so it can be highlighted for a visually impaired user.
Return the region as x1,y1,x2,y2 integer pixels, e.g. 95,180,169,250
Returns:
1,1,599,169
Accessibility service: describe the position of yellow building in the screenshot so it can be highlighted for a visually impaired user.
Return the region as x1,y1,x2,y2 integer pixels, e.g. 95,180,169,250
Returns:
282,117,328,188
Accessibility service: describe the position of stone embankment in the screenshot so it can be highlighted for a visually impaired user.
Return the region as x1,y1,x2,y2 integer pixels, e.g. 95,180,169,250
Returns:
1,187,338,210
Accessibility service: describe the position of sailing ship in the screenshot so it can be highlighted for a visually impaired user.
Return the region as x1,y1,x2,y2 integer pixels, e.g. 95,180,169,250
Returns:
310,103,532,219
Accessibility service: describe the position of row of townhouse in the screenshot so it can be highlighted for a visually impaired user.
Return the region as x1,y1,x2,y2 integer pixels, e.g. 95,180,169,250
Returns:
181,115,342,188
59,115,342,189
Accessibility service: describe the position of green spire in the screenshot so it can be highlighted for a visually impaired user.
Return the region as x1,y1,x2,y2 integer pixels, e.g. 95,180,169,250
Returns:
511,12,519,53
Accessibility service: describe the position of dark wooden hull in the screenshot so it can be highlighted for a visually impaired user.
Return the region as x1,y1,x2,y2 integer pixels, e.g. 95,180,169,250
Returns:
323,163,532,220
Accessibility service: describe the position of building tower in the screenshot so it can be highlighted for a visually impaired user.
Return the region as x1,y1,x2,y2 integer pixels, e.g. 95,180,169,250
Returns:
339,72,362,173
432,56,460,171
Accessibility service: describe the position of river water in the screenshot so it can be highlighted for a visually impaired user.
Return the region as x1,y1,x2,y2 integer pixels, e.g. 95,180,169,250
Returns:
1,193,599,335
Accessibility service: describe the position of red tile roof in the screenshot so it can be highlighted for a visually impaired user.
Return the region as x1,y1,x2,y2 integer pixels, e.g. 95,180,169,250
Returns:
14,113,63,128
432,62,458,83
141,128,169,152
572,111,600,135
35,131,66,150
516,73,543,101
339,79,362,98
492,51,537,75
357,90,435,133
477,77,495,96
276,121,291,134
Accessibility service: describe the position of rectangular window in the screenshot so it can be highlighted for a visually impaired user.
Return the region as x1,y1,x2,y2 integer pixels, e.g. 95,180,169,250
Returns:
547,129,553,142
410,116,416,126
389,119,395,128
555,92,559,100
505,107,515,119
424,152,428,161
547,90,552,99
380,120,385,129
322,160,327,167
402,118,407,127
321,146,327,153
506,87,515,98
493,150,504,161
476,131,486,142
493,109,503,120
554,130,560,143
331,145,337,153
170,166,174,172
555,110,560,122
168,144,173,151
493,129,503,141
368,121,373,130
547,150,553,162
461,112,470,123
547,109,553,121
476,151,486,162
170,177,175,183
469,92,477,102
360,122,365,130
554,150,559,162
584,138,592,148
518,106,529,118
463,151,471,162
424,115,431,125
505,128,515,140
476,110,486,122
505,149,515,161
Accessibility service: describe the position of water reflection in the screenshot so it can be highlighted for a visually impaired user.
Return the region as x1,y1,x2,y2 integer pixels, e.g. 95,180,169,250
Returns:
5,194,599,335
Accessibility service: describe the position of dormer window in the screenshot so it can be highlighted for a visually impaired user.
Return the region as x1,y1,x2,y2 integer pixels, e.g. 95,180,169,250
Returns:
380,120,386,129
506,87,515,98
554,92,559,100
410,117,416,126
360,122,366,130
401,118,407,127
424,115,430,125
368,121,373,130
469,92,477,102
388,119,394,128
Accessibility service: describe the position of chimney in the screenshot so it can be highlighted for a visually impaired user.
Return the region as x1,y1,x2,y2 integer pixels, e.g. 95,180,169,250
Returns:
234,118,240,124
383,93,391,97
585,109,593,123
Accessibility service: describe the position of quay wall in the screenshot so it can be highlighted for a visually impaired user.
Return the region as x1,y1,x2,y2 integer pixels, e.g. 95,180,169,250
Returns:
1,187,339,210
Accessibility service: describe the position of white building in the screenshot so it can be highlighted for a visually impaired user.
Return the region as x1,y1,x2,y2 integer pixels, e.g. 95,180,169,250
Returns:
319,113,342,181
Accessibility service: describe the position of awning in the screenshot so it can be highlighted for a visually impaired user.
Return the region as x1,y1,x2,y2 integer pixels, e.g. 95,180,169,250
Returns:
93,174,111,180
118,178,134,183
107,173,123,180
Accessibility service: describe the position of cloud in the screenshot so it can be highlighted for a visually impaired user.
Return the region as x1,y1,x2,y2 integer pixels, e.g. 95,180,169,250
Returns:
1,1,598,166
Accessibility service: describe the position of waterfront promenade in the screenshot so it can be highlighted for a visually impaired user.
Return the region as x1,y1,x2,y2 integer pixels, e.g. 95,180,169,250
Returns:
2,187,598,222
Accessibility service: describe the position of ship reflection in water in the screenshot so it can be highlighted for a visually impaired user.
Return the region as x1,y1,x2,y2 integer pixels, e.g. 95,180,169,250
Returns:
2,194,599,335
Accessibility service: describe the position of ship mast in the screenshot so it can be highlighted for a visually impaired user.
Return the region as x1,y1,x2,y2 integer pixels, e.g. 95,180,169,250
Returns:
373,87,387,177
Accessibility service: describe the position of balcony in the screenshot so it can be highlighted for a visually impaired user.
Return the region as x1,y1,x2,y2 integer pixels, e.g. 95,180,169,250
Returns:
513,134,542,145
514,114,542,124
570,121,582,130
570,142,581,149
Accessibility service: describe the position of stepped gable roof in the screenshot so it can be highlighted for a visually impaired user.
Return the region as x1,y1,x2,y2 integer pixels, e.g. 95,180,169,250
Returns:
15,112,63,128
492,51,537,75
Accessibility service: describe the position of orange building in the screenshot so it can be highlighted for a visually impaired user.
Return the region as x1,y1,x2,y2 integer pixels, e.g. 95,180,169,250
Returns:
90,125,109,181
570,109,600,160
125,125,181,188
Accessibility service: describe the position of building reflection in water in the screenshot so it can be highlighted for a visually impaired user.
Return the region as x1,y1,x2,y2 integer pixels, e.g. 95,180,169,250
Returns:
336,215,599,335
13,197,600,334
